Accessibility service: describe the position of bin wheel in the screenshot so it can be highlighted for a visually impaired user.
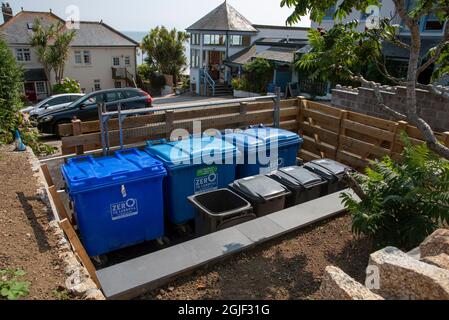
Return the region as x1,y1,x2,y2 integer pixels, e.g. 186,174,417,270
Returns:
92,255,108,266
156,236,170,246
178,224,192,235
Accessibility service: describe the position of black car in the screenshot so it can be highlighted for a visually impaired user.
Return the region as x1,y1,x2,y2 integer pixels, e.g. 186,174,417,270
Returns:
37,88,153,136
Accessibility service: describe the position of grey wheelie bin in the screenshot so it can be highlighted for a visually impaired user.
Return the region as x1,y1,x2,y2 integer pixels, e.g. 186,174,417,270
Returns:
304,159,351,195
229,175,291,217
188,189,255,237
269,166,327,207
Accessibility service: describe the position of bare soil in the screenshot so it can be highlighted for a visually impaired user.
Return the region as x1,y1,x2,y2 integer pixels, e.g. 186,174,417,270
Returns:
0,146,66,300
140,214,373,300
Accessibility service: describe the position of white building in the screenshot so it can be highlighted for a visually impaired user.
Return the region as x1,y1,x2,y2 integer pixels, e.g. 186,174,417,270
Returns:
0,6,138,102
186,1,310,96
311,0,447,81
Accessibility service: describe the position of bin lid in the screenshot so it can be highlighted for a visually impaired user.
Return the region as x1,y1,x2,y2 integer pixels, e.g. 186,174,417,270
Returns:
309,159,349,176
223,131,265,151
145,136,238,167
61,148,166,193
231,175,288,203
272,166,324,189
244,126,302,147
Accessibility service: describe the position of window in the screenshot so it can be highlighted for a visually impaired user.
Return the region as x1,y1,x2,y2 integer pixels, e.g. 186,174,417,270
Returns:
35,82,46,94
115,81,122,88
124,56,131,66
229,35,251,46
323,6,336,20
105,92,119,102
94,80,101,91
190,49,200,68
423,14,444,31
125,90,140,98
83,51,91,64
46,96,70,107
203,34,226,46
74,51,82,64
27,22,33,30
16,48,31,62
70,95,82,102
75,50,91,65
113,57,120,66
190,33,200,45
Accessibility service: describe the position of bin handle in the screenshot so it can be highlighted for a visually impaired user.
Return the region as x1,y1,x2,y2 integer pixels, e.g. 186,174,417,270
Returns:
68,155,96,166
147,139,167,147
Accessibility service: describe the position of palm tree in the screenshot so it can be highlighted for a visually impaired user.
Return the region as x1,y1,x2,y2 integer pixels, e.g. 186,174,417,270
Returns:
30,19,76,92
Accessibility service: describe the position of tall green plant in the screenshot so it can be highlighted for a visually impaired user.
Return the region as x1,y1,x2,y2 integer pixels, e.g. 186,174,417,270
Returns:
241,58,274,94
341,134,449,250
30,19,76,88
141,26,188,84
0,36,22,144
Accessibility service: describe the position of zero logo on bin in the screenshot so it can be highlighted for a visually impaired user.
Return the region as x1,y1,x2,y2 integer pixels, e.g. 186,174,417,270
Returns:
110,198,139,221
194,166,218,194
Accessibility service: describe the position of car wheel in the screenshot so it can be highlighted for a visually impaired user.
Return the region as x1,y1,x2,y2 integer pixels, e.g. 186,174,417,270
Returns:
54,120,72,138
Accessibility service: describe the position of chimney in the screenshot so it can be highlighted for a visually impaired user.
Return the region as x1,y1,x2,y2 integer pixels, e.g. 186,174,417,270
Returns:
2,2,13,24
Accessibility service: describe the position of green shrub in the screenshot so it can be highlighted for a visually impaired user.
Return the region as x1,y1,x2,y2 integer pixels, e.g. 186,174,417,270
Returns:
52,77,81,94
341,134,449,250
231,77,250,92
0,36,55,155
242,58,274,94
0,269,30,300
0,36,23,144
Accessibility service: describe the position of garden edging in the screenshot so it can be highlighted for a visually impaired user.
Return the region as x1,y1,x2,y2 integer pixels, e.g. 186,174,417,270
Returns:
26,147,105,300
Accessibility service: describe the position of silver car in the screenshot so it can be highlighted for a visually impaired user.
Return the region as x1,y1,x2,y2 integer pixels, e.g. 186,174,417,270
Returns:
21,93,85,117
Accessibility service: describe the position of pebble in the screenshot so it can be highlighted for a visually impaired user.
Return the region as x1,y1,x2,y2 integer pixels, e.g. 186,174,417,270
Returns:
168,286,175,292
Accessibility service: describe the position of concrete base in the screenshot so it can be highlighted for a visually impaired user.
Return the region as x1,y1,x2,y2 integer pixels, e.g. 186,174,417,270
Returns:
97,189,358,300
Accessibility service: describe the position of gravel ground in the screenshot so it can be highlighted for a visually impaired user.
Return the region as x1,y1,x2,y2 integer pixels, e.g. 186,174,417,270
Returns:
0,145,67,300
140,214,373,300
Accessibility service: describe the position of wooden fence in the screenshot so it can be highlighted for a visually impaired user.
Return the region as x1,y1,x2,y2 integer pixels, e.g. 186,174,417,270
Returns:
59,97,449,171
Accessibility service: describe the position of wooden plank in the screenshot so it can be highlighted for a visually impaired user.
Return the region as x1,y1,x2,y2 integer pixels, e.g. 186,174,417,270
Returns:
301,109,340,132
72,120,84,155
40,164,54,187
347,111,397,131
339,135,390,159
342,119,395,142
48,186,71,223
299,123,339,146
298,149,321,162
302,136,336,158
306,101,343,118
59,219,100,288
336,150,370,171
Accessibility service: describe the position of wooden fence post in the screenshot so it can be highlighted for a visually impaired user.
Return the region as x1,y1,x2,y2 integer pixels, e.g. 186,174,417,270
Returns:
48,185,71,223
40,164,54,187
59,219,100,289
390,120,408,157
72,119,84,155
165,110,174,140
296,96,306,134
336,111,348,161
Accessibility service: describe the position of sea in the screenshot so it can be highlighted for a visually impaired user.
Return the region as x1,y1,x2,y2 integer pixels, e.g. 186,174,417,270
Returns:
122,31,190,74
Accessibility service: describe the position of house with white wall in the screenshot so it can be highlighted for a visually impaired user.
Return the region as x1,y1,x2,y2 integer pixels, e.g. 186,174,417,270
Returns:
311,0,447,83
186,1,310,96
0,5,138,102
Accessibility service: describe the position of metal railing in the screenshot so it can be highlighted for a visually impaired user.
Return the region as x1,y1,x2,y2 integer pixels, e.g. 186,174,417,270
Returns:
97,91,282,155
200,68,216,96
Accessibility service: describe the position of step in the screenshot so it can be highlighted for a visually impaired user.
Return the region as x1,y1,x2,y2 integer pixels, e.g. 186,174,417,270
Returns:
97,189,358,300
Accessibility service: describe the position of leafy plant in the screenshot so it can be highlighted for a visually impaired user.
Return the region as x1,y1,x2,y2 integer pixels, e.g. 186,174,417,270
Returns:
0,36,55,155
141,26,189,84
52,288,70,300
242,58,274,94
52,78,81,94
0,269,30,300
341,134,449,250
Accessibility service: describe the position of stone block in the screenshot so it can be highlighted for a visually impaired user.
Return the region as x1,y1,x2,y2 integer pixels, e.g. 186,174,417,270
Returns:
420,229,449,258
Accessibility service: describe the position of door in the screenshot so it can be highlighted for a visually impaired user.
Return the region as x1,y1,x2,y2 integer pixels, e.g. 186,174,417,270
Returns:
24,82,36,102
275,66,292,93
77,93,104,121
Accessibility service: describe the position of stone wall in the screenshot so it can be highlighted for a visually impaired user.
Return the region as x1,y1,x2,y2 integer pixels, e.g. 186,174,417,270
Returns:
320,229,449,300
331,85,449,132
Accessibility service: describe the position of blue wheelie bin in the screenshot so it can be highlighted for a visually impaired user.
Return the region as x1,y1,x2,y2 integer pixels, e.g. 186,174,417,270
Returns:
224,125,303,178
145,136,239,225
61,148,167,257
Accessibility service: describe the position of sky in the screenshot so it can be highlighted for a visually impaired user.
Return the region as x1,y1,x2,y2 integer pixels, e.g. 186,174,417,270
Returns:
4,0,311,32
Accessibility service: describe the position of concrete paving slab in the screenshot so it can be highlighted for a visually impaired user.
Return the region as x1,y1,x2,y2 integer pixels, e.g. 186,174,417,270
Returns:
235,216,285,243
181,227,253,263
97,189,357,300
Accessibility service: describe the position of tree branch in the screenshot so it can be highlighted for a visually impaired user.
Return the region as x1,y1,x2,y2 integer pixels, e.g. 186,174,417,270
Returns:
416,22,449,78
374,58,407,85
